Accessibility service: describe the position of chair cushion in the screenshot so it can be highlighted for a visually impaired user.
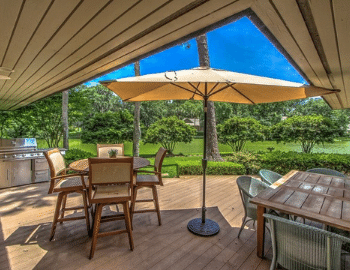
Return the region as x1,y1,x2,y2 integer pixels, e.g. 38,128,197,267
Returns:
136,174,160,185
92,185,130,200
54,176,88,191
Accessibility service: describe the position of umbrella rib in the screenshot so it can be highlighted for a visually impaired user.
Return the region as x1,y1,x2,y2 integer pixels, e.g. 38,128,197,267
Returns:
208,83,234,98
188,82,204,98
228,84,256,104
208,82,220,95
169,82,204,98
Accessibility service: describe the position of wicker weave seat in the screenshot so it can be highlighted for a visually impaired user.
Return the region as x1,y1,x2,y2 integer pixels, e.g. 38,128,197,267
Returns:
265,213,350,270
136,174,159,184
54,176,88,190
44,148,90,241
92,185,129,200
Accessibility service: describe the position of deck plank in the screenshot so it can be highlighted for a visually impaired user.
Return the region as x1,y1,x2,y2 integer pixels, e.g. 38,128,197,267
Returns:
1,175,345,270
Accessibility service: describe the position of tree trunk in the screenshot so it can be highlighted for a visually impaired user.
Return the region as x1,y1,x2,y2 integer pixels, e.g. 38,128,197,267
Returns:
196,35,222,161
133,62,141,157
62,90,69,149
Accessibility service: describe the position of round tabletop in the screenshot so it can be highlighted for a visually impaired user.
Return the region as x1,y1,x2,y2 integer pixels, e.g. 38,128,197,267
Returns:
69,157,150,173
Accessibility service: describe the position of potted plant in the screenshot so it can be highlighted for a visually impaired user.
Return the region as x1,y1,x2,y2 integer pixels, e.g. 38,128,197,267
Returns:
108,149,118,158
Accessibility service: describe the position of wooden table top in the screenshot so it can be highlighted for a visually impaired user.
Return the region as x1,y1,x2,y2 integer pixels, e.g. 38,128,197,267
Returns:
69,157,150,173
250,170,350,231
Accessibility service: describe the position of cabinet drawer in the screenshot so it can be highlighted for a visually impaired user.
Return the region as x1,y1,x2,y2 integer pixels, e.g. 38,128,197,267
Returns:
33,158,49,171
34,170,49,182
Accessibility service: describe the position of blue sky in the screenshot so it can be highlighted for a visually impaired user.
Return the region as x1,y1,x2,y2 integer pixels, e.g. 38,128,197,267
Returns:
86,17,306,86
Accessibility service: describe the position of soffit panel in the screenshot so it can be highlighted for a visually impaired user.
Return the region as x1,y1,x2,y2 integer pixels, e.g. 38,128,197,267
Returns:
1,0,348,110
6,0,254,110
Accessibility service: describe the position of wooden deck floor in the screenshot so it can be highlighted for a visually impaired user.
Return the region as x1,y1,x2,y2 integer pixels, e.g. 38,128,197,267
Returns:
0,175,273,270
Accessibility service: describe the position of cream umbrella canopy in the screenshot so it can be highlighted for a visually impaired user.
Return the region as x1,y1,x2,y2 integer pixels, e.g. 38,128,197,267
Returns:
101,66,340,236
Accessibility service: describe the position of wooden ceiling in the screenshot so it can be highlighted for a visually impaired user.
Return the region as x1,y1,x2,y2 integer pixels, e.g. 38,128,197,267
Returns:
0,0,348,110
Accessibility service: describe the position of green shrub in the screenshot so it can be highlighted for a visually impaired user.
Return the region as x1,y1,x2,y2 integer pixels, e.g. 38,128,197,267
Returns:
177,160,245,175
260,151,350,175
64,148,94,165
81,110,134,144
144,116,196,154
226,151,262,174
217,117,265,152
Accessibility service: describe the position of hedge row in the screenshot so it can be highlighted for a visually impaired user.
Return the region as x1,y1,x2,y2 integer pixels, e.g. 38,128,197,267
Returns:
259,151,350,175
177,161,245,175
226,151,350,175
65,148,94,165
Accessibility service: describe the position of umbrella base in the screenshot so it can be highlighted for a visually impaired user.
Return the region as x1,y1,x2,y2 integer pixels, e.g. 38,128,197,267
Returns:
187,218,220,236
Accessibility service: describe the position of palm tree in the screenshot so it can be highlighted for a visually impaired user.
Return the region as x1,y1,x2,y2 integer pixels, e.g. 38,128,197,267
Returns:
196,34,222,161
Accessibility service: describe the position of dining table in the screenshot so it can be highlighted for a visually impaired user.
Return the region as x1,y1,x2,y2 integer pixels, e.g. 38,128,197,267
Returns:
250,170,350,258
69,156,151,173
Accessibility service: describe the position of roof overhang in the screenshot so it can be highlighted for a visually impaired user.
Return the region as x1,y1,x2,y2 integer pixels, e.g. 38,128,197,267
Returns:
0,0,348,110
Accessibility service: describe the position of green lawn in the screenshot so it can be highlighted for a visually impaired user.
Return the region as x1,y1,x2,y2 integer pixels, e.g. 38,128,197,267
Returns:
37,138,350,178
37,138,350,156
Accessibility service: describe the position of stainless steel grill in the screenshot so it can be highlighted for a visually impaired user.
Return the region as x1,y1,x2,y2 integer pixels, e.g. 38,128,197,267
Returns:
0,138,58,188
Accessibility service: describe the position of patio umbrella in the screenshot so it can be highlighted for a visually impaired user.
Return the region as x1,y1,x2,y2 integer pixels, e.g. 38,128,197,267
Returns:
101,66,339,236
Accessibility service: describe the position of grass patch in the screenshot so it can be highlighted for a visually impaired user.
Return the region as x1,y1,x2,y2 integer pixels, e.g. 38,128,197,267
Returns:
37,138,350,156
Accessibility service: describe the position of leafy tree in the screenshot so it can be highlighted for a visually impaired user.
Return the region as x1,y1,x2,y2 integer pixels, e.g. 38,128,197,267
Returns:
214,102,235,125
288,98,350,132
78,84,123,115
139,100,168,128
217,117,265,152
81,110,134,144
143,116,196,154
30,94,64,147
0,111,14,138
272,115,343,153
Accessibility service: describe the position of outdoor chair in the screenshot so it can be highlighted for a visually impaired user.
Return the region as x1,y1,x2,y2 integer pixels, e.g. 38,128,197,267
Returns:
306,168,346,178
44,148,90,241
264,213,350,270
328,226,350,255
236,176,270,238
97,144,124,157
88,157,134,259
131,147,167,226
259,169,282,185
308,168,350,255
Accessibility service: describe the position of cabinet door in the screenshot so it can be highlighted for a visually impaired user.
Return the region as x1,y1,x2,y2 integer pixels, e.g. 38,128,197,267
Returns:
12,160,32,186
0,161,12,188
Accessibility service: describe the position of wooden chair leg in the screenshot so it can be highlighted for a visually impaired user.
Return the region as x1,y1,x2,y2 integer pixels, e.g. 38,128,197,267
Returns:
152,186,161,226
130,186,139,229
50,192,64,241
89,204,96,237
82,190,90,234
123,201,134,251
59,194,67,224
90,203,103,259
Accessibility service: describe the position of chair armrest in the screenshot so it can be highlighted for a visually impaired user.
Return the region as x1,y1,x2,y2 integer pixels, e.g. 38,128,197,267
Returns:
51,173,86,180
135,170,161,175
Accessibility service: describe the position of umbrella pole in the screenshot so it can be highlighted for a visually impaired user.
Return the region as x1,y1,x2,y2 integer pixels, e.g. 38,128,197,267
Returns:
202,96,207,223
187,92,220,236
